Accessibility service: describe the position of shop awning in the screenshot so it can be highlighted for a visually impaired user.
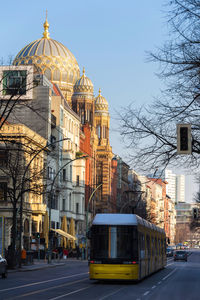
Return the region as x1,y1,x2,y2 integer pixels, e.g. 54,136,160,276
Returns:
51,228,77,241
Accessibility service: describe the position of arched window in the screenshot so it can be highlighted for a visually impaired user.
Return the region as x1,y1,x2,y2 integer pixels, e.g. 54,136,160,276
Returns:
96,125,101,139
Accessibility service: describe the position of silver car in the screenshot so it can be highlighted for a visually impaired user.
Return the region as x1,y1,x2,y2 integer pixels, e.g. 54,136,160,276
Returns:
174,250,188,262
0,255,7,278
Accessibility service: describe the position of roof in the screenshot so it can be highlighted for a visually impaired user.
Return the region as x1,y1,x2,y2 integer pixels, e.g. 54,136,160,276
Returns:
92,213,165,233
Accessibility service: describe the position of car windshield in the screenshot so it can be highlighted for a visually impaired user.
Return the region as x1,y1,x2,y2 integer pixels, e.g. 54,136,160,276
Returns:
176,251,186,254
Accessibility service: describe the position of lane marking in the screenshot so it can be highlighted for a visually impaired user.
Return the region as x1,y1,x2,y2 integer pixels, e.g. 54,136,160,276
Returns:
167,262,174,266
143,291,150,296
49,286,90,300
162,268,177,281
158,281,161,284
0,272,88,293
5,278,88,299
99,288,124,300
152,285,156,289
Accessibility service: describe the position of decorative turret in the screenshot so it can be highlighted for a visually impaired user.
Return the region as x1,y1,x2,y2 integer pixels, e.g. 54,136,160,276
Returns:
73,67,94,96
95,88,109,115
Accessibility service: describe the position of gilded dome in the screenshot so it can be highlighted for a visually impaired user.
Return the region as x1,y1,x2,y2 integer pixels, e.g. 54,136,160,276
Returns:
95,88,109,114
13,17,80,88
74,67,93,95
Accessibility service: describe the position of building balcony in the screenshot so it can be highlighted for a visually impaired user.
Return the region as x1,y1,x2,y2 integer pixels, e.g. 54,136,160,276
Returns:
30,203,46,214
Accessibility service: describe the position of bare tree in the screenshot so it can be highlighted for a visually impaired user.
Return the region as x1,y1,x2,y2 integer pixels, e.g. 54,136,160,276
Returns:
119,0,200,173
0,129,47,268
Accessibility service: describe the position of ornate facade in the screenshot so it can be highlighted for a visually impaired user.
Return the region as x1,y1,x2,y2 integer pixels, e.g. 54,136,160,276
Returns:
13,17,116,215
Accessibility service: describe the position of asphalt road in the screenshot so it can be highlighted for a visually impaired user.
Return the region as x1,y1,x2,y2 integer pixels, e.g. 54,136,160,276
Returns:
0,250,199,300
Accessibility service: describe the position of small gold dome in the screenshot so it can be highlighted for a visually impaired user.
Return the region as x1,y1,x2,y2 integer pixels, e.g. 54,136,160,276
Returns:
74,67,93,95
13,17,80,89
95,88,109,114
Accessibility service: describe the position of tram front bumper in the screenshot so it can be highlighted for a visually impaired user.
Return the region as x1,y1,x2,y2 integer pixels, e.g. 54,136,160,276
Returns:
89,263,139,280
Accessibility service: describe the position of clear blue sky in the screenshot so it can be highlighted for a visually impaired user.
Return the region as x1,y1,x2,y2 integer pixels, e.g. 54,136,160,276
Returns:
1,0,197,201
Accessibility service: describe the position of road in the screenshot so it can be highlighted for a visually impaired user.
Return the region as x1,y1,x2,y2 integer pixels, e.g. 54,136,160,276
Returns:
0,250,199,300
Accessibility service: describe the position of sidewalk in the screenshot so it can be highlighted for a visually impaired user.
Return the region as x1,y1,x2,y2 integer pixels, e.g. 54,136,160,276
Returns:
8,258,88,273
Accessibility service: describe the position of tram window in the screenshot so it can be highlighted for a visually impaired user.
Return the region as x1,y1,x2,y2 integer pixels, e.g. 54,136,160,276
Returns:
155,237,158,255
151,236,154,256
117,226,136,259
91,226,109,258
158,238,160,255
146,235,150,257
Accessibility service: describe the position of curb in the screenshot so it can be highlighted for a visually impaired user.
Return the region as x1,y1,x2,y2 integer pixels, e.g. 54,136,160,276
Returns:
8,262,66,273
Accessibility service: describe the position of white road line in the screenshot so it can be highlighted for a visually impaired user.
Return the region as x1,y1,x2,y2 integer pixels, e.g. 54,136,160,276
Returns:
158,281,161,284
6,278,88,299
143,291,150,296
167,262,174,266
0,272,88,292
162,268,177,281
152,285,156,289
99,288,124,300
49,286,90,300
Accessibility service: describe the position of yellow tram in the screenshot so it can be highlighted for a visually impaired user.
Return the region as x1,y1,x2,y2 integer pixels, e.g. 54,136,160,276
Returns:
89,214,166,281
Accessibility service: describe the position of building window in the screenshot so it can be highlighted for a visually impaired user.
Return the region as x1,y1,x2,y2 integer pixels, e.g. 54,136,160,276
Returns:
63,169,66,181
70,165,72,182
102,126,106,138
0,182,7,201
51,221,55,229
47,167,52,179
69,193,72,211
86,109,90,122
97,125,101,139
76,203,79,214
51,194,58,210
76,175,79,186
3,70,27,95
0,151,7,167
62,199,65,211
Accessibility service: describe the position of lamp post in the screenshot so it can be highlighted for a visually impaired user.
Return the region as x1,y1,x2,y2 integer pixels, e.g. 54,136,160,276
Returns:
85,183,102,259
47,154,88,264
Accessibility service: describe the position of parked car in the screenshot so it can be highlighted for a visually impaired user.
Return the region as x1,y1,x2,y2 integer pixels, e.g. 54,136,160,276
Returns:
0,255,7,278
174,250,188,262
166,248,174,257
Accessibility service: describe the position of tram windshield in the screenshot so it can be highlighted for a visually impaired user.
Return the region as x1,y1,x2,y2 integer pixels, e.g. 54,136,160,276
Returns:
90,225,138,260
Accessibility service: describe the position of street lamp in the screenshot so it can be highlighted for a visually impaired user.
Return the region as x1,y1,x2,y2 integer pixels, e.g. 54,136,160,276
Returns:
47,153,88,264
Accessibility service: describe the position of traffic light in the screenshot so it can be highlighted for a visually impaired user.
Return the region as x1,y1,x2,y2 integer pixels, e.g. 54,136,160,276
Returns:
36,232,40,239
193,208,198,220
177,124,192,154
